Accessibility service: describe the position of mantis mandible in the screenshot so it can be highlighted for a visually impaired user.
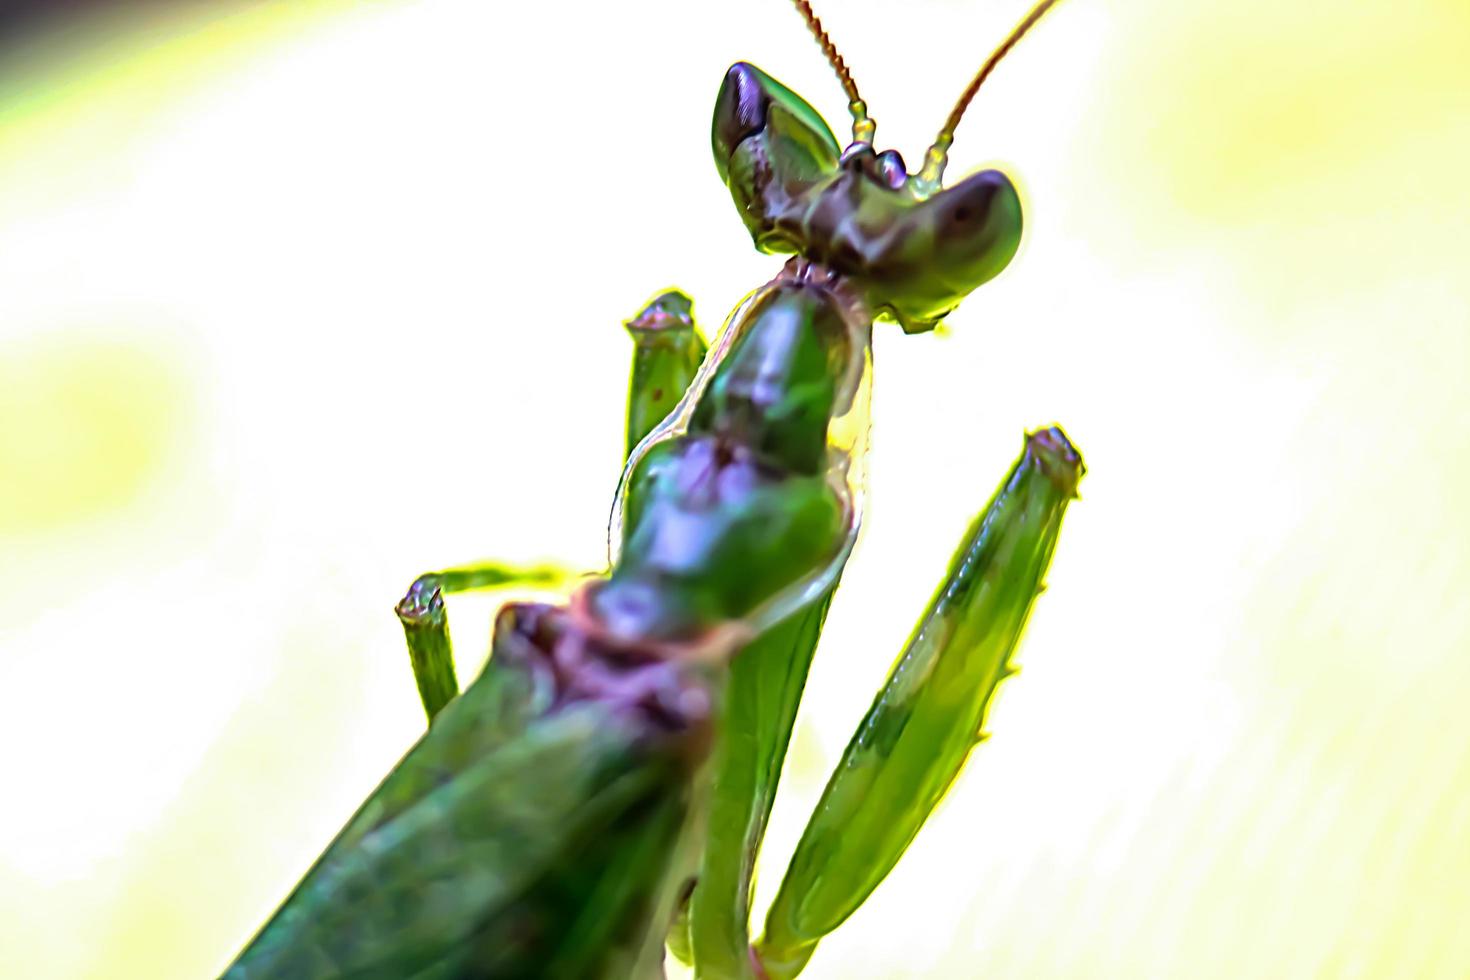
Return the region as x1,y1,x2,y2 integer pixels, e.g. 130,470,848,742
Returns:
225,1,1080,976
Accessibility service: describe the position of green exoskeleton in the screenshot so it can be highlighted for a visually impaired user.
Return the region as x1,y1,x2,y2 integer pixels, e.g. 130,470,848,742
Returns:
224,1,1080,977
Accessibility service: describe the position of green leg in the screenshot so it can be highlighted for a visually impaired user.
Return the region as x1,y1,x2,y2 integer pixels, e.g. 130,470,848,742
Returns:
395,562,576,722
757,427,1086,978
689,590,837,979
624,289,707,461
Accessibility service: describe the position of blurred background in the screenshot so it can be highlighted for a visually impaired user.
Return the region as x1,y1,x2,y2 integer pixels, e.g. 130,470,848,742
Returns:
1,0,1466,976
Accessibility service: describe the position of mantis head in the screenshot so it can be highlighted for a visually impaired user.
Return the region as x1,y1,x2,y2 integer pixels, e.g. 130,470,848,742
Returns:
711,0,1059,334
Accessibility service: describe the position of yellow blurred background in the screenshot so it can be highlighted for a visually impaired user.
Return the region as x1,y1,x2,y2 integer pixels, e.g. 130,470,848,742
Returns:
1,0,1466,976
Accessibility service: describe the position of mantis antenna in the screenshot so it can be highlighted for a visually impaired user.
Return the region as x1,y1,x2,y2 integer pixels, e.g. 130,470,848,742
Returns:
790,0,876,145
915,0,1065,189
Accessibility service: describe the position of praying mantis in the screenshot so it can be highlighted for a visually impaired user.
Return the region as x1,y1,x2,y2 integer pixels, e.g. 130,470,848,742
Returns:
223,0,1081,976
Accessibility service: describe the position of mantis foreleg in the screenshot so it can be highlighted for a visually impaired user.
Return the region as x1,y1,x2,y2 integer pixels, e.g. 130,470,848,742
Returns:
758,427,1085,978
624,289,708,459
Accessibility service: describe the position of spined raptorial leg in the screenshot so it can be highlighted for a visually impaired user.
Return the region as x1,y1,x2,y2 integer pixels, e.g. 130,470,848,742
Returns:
756,426,1086,979
396,563,576,721
394,290,706,725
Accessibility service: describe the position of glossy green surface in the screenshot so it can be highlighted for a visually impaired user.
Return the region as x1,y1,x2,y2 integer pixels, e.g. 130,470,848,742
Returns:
758,428,1084,978
595,282,857,644
689,287,850,475
604,439,842,641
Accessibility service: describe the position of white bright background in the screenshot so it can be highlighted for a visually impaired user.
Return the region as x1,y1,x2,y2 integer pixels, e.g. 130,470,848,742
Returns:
0,0,1466,977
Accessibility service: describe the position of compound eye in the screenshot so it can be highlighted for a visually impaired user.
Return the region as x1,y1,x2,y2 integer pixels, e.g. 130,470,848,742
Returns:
854,168,1023,332
711,62,840,190
713,64,769,183
936,169,1012,241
